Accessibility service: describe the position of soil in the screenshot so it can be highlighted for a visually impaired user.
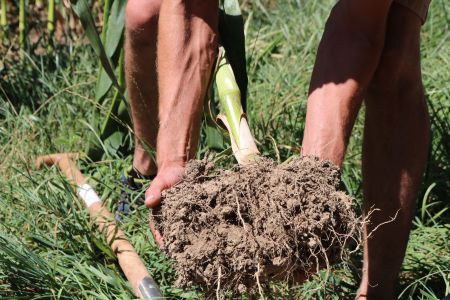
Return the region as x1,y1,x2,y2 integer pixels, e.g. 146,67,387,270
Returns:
157,155,361,296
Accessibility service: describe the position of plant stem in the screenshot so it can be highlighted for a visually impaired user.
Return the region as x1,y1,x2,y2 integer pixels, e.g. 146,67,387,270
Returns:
215,47,259,164
47,0,55,36
47,0,55,52
0,0,6,27
216,49,244,146
0,0,7,40
19,0,25,51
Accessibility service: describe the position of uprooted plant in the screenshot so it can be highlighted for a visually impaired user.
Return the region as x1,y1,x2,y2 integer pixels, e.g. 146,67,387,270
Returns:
156,155,364,297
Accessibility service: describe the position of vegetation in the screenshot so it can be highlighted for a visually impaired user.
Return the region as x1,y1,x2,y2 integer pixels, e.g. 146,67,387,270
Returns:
0,0,448,299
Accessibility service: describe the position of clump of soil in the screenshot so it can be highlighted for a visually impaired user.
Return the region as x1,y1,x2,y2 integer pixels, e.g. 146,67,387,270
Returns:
157,156,361,296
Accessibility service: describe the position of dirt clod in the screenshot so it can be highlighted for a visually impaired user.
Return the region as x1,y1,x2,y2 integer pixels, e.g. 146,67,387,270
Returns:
157,156,360,296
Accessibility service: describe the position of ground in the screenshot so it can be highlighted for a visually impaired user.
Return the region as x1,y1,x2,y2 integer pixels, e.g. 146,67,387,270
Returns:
0,0,449,299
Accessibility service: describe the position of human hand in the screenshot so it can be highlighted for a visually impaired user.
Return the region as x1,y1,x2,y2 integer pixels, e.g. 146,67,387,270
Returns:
145,164,185,248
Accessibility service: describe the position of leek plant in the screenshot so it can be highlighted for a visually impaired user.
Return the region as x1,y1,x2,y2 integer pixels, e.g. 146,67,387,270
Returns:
69,0,130,160
19,0,25,51
47,0,55,52
0,0,6,40
47,0,55,35
215,48,259,165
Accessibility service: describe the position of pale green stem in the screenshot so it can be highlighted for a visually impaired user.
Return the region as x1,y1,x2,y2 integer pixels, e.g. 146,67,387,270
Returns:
215,50,244,147
0,0,7,40
47,0,55,36
19,0,25,50
0,0,6,27
47,0,55,52
215,47,259,164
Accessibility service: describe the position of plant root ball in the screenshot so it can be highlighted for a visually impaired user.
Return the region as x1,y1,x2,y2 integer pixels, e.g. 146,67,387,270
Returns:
156,156,361,296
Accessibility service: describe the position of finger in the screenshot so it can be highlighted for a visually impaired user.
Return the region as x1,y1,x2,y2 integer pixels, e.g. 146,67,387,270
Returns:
149,218,164,248
145,178,164,208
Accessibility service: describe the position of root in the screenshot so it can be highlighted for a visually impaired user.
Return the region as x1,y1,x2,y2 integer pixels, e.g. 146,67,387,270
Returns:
255,263,265,300
216,266,222,300
159,155,363,297
234,191,247,231
366,209,400,240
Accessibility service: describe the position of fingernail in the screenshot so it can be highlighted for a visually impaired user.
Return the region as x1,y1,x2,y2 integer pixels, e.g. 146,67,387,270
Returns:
145,194,154,205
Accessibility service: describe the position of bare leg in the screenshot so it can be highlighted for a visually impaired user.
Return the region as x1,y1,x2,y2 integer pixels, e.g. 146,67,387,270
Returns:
358,4,429,299
301,0,392,165
125,0,161,176
145,0,218,218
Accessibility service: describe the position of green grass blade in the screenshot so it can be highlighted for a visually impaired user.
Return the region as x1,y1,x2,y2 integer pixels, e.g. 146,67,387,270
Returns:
96,67,114,101
95,0,126,101
70,0,121,93
421,182,437,222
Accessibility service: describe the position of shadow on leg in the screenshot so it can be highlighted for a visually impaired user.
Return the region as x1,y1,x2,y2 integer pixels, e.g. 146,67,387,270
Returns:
359,3,430,299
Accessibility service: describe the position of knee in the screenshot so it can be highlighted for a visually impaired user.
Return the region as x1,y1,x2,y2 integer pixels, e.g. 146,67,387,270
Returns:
125,0,161,44
325,0,392,47
367,38,422,105
367,3,423,103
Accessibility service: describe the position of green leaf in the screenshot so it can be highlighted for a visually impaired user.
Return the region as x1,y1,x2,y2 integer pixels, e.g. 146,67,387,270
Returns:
219,0,248,111
104,131,124,153
91,236,116,260
70,0,121,91
204,124,226,150
99,50,131,143
86,265,117,285
95,0,126,101
95,67,113,101
104,0,126,58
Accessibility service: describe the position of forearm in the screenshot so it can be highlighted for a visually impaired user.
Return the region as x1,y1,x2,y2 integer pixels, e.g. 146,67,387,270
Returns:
156,0,218,169
301,0,391,165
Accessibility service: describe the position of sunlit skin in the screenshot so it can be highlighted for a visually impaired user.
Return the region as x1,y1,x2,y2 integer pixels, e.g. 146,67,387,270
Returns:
124,0,218,197
124,0,161,177
146,0,219,208
302,2,429,298
125,0,429,298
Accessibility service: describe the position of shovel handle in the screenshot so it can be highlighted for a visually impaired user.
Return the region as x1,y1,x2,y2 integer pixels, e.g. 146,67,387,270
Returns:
36,153,163,299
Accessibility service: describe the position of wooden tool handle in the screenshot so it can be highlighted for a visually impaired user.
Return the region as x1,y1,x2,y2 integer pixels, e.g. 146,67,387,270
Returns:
36,153,86,186
36,153,163,299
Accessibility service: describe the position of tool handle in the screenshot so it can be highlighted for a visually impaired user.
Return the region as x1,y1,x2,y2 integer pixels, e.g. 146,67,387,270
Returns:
36,153,163,299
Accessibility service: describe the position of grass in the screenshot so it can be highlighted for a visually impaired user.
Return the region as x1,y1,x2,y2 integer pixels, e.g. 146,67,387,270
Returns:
0,0,449,299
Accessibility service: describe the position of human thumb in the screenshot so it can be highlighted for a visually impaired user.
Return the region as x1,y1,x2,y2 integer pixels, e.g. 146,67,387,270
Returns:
145,178,164,208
